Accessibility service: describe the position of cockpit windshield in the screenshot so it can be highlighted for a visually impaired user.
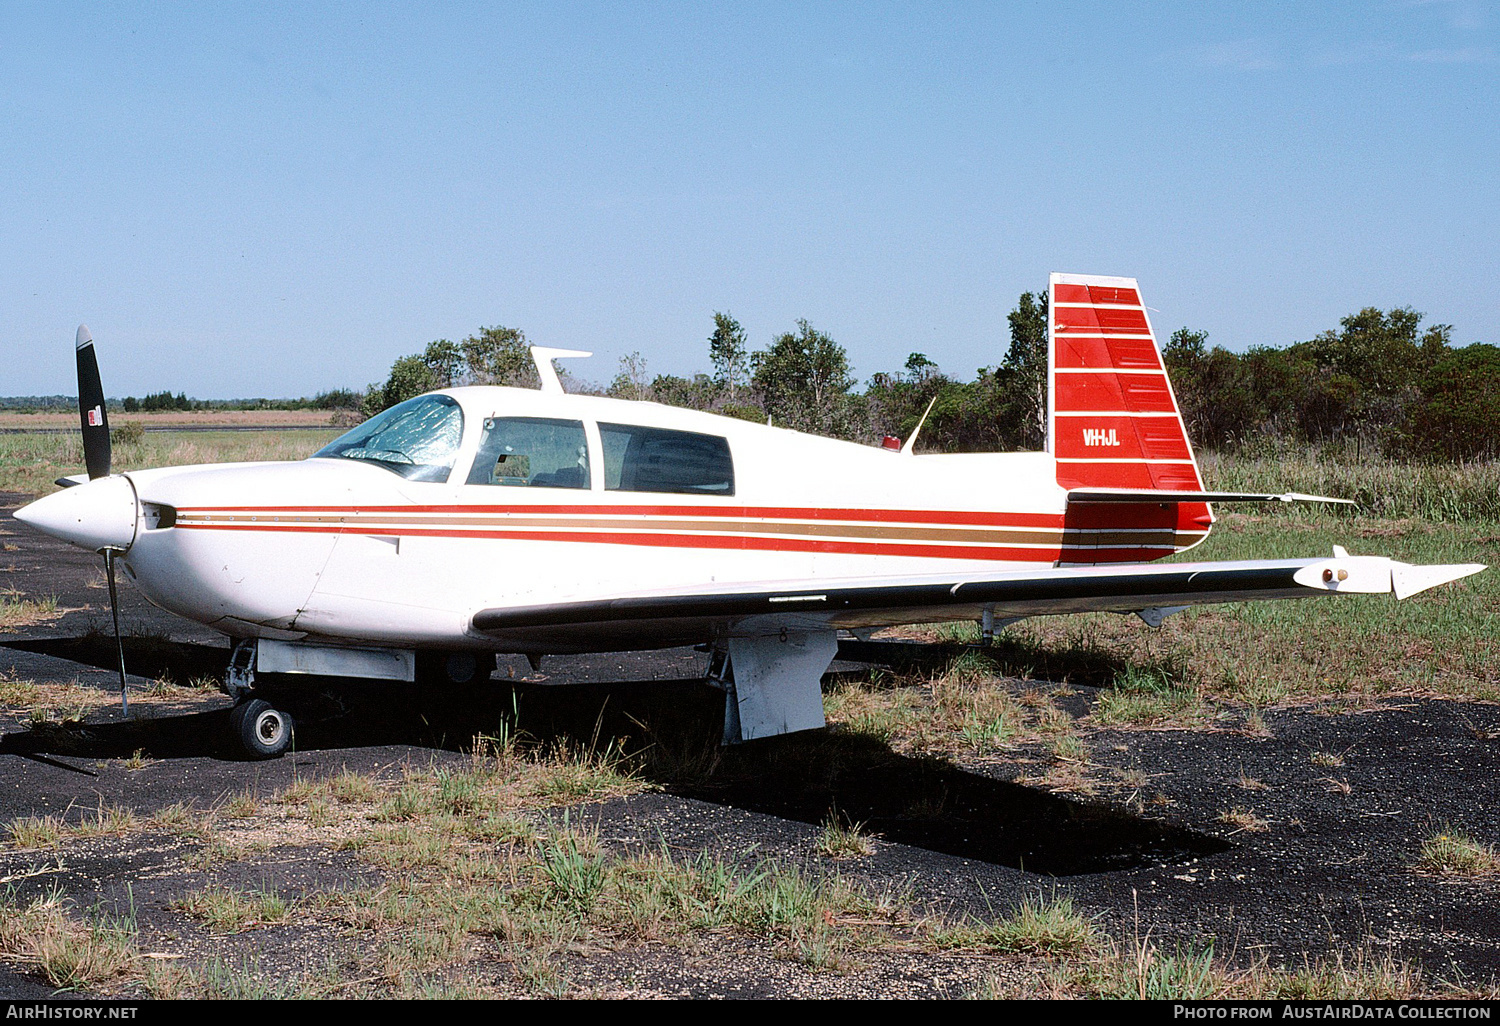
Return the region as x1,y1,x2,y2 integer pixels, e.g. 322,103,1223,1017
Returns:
311,394,464,481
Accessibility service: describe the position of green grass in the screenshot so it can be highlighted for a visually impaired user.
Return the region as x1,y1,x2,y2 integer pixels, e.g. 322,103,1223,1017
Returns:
1415,827,1500,876
1198,450,1500,522
986,509,1498,704
1092,664,1210,727
170,884,293,933
953,452,1500,707
936,893,1100,955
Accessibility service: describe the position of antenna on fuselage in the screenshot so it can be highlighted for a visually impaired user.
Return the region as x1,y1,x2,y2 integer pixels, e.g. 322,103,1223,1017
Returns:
529,347,592,394
900,396,938,455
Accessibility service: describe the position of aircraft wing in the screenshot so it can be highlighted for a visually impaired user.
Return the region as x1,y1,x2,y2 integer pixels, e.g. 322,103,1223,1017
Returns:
469,553,1486,653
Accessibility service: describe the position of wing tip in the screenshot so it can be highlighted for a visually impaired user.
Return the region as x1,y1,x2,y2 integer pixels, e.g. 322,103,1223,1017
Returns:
1391,562,1488,601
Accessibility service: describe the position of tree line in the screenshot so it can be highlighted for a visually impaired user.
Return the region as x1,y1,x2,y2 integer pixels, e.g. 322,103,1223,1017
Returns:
363,294,1495,462
1163,309,1499,461
111,390,363,414
361,299,1056,454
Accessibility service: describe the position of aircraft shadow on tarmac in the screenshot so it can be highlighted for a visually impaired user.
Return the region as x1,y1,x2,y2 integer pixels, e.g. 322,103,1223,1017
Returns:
1,635,1227,877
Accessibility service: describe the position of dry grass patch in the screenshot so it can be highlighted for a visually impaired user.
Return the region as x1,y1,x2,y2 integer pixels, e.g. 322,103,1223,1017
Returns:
826,653,1097,767
0,887,139,991
4,674,202,725
65,802,140,841
890,506,1500,705
1235,769,1268,791
0,672,41,707
926,652,1025,750
0,590,61,629
817,812,875,860
1216,807,1270,834
823,676,923,742
5,803,143,851
321,820,913,991
1239,707,1273,737
6,814,67,850
1052,933,1438,1000
292,743,992,993
0,425,339,496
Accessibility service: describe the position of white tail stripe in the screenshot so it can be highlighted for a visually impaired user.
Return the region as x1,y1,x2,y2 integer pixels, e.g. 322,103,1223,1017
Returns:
1056,458,1197,465
1052,302,1145,311
1055,410,1180,418
1053,367,1166,375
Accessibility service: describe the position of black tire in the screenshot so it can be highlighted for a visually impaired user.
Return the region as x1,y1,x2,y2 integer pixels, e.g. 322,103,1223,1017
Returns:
230,698,294,759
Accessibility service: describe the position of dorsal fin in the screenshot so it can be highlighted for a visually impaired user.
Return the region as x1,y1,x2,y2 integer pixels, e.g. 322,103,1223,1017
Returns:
529,347,592,393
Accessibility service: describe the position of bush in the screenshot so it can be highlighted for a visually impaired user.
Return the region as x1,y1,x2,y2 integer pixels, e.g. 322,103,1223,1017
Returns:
1396,344,1500,460
111,422,145,445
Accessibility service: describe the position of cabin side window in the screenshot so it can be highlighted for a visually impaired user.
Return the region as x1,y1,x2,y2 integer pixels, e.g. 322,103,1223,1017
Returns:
466,417,590,489
599,423,734,496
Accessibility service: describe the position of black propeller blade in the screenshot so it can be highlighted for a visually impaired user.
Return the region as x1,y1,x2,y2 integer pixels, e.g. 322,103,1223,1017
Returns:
74,324,130,715
76,325,111,481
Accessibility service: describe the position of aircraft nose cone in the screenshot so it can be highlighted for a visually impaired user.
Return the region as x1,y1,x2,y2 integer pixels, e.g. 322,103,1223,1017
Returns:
13,475,139,553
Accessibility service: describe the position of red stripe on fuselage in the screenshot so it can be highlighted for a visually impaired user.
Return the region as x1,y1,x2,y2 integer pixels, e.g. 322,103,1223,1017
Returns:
174,521,1079,562
171,502,1067,528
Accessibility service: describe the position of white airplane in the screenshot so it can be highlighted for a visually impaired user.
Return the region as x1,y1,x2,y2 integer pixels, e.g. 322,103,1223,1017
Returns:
15,273,1486,758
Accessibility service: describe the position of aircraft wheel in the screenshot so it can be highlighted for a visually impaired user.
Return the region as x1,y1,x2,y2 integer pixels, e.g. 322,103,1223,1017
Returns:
231,698,295,759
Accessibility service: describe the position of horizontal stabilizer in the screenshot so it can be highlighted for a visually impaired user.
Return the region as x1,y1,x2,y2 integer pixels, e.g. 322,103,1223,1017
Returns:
1069,489,1355,506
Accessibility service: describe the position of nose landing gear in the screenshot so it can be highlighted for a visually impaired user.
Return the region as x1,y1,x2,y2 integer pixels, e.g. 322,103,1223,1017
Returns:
229,697,295,759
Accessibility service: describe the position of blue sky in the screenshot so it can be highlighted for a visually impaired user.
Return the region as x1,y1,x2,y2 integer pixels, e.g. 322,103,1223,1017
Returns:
2,2,1496,398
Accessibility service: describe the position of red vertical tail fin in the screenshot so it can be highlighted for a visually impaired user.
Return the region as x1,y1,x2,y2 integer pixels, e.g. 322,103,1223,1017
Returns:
1048,273,1212,561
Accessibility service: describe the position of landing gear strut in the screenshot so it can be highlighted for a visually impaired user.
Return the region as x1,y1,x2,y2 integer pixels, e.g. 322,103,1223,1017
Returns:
230,697,295,759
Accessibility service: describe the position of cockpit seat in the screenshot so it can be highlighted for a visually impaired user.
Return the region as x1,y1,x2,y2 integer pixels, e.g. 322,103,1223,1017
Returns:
530,466,586,489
